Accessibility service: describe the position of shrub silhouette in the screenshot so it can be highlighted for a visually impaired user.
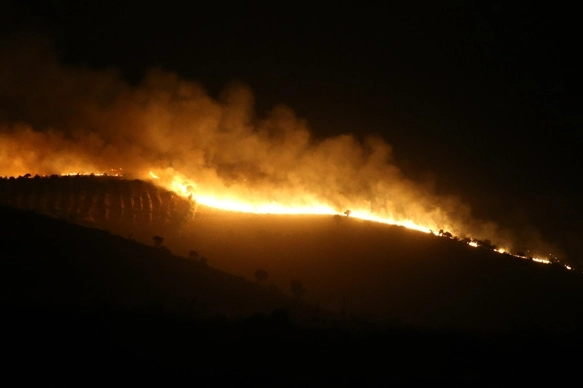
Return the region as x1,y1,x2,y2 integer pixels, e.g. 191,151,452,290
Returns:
290,280,306,299
153,235,164,248
188,250,199,260
254,269,269,284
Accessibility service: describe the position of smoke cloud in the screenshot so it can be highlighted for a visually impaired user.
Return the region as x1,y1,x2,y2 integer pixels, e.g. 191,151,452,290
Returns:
0,35,557,256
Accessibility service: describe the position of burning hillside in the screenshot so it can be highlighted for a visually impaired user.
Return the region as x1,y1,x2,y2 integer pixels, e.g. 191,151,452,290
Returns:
0,36,561,262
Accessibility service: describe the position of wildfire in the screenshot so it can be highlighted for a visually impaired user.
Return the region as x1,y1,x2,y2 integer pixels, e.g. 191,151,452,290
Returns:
0,40,568,274
8,167,564,268
349,212,431,233
152,169,569,268
532,257,552,265
162,172,432,233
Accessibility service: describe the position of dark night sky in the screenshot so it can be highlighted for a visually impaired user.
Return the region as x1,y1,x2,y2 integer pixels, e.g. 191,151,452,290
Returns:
2,2,582,261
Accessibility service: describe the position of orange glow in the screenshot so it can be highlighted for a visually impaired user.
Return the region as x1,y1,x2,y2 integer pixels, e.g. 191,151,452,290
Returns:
0,45,565,273
166,174,432,233
147,170,563,267
7,167,563,268
61,172,121,176
60,172,121,177
60,169,122,177
532,257,551,265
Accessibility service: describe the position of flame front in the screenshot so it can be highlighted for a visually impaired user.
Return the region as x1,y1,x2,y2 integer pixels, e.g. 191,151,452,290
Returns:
160,171,432,233
151,169,561,266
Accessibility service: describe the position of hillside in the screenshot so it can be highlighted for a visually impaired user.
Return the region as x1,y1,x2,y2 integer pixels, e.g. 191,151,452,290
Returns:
2,205,583,385
0,206,319,322
0,175,193,231
2,176,583,331
179,213,583,331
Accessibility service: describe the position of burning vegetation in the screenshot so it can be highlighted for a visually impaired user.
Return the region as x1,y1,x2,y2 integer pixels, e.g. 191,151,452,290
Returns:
0,36,564,266
0,174,571,273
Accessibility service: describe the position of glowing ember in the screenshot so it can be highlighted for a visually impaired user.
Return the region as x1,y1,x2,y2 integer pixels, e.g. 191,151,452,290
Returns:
60,169,123,177
468,242,479,248
61,172,121,177
532,257,551,265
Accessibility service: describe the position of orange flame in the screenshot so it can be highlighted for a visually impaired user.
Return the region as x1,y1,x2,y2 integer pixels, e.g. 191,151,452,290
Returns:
146,169,562,269
162,171,432,233
163,170,563,267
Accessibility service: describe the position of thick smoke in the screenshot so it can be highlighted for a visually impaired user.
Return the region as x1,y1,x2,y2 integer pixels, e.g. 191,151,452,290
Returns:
0,35,557,256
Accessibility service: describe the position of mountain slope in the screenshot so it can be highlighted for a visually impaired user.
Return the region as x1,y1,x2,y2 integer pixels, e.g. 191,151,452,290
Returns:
2,176,583,331
0,206,316,321
176,212,583,330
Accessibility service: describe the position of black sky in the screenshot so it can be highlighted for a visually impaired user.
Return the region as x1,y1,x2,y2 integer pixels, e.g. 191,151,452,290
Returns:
2,2,581,261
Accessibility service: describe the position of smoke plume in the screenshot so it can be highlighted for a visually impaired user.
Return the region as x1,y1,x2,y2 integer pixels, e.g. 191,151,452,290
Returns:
0,35,557,256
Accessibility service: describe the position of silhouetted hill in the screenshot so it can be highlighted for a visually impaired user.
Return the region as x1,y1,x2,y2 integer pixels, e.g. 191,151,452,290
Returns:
2,206,583,385
2,176,583,331
0,175,193,232
0,205,319,322
177,212,583,331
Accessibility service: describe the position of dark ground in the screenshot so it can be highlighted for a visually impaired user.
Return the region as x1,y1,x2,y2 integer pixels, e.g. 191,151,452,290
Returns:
5,303,582,386
2,205,583,385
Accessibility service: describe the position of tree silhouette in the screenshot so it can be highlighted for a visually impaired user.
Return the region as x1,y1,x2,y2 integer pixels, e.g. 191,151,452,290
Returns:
188,250,199,260
438,229,453,238
290,280,306,299
344,210,351,217
153,235,164,248
254,269,268,284
478,239,496,251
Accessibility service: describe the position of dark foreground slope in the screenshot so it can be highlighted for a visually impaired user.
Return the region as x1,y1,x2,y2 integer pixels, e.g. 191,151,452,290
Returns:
3,176,583,331
1,206,583,386
179,212,583,331
0,206,313,320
